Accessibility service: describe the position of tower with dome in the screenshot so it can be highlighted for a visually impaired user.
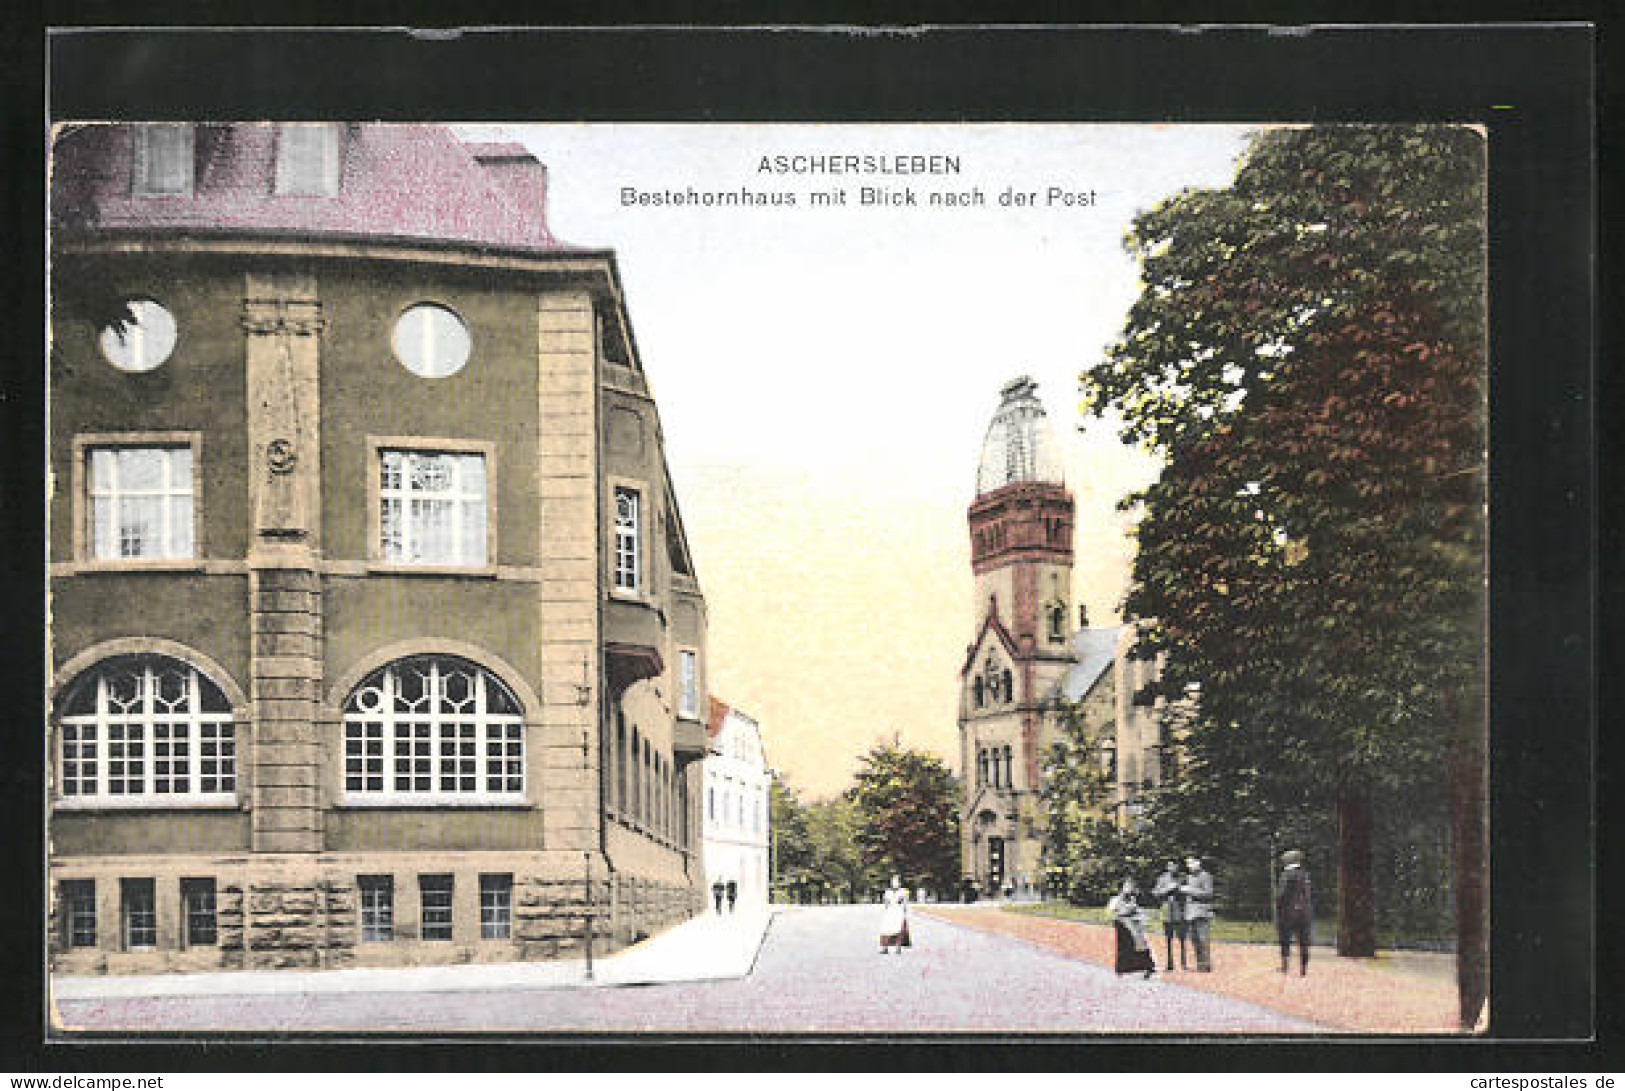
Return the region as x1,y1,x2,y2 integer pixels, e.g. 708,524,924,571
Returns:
959,378,1156,897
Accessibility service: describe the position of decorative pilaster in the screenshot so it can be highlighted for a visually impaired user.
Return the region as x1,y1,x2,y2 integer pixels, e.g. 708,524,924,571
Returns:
242,273,325,855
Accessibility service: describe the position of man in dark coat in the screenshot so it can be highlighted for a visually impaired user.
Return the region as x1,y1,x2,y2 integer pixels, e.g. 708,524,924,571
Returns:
1275,849,1313,975
711,880,725,914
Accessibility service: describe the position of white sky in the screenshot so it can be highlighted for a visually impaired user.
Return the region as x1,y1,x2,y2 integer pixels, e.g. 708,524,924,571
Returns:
465,124,1253,798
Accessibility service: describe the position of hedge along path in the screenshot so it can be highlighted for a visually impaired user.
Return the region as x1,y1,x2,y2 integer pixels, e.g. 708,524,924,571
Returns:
919,906,1462,1035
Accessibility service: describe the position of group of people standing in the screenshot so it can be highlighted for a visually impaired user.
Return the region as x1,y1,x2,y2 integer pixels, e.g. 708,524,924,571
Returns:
1108,855,1214,979
1108,851,1314,979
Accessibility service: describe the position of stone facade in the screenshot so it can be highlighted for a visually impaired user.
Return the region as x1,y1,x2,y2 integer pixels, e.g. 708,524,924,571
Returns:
47,123,709,974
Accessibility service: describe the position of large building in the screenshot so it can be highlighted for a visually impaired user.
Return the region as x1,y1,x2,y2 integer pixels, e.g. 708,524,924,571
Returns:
47,122,710,973
957,378,1166,897
701,698,771,910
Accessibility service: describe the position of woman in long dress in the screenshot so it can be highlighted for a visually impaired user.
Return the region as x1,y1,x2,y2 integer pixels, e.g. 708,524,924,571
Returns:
1107,878,1156,978
879,874,911,953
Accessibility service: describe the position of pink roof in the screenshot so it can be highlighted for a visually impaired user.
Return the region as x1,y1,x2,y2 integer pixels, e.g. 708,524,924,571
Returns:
51,123,570,253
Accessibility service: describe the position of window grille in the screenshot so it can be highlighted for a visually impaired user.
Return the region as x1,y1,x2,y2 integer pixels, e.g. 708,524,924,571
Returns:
60,880,96,948
342,657,522,802
182,878,217,946
678,649,699,717
87,446,194,560
420,874,453,941
121,878,156,950
380,450,487,565
358,875,394,941
479,874,512,940
58,655,235,803
614,487,641,592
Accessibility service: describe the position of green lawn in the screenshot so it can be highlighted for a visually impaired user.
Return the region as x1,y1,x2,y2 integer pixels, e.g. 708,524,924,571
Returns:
1003,901,1339,946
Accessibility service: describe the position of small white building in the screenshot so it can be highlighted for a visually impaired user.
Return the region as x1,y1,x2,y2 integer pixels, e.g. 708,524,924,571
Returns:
702,698,771,910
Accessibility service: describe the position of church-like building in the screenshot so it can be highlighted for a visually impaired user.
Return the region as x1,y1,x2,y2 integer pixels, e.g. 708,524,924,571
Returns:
957,378,1166,897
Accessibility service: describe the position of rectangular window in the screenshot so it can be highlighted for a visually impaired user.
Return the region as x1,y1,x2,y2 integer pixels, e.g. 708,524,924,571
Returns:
275,123,342,196
60,879,96,949
379,449,487,565
479,874,512,940
420,874,454,941
133,124,194,196
678,649,699,718
613,486,641,592
182,878,217,947
87,445,195,561
121,878,156,950
358,875,394,942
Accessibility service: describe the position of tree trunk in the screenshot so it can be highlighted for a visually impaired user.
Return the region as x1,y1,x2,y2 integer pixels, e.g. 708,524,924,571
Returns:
1448,688,1489,1031
1336,773,1377,957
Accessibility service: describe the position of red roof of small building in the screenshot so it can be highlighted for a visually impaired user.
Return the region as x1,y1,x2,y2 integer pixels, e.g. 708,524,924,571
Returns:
50,123,569,253
707,696,730,738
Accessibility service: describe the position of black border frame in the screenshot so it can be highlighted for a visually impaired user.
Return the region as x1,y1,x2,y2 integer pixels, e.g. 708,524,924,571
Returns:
6,14,1606,1072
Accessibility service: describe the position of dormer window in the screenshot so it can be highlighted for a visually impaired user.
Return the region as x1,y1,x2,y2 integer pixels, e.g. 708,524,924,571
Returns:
275,123,342,196
132,124,194,196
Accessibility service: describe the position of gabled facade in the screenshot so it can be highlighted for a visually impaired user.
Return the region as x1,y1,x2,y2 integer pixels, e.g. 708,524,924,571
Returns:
701,698,771,909
47,123,708,973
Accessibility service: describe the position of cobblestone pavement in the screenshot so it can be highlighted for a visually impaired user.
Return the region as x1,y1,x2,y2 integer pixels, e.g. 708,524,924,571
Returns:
55,906,1322,1035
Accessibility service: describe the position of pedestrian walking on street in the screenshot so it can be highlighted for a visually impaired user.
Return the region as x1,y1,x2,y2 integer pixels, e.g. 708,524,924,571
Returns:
1275,849,1313,976
726,879,738,913
1151,859,1189,971
879,874,911,953
711,880,725,914
1107,878,1156,979
1181,856,1215,972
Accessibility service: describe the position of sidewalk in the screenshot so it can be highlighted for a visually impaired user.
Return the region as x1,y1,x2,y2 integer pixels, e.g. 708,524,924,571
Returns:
52,907,775,1001
920,905,1465,1034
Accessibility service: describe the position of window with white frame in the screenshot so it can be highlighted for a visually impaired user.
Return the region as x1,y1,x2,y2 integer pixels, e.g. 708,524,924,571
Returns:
132,124,194,196
86,445,195,561
59,879,96,949
613,486,641,592
479,873,512,940
358,875,393,941
342,656,523,802
182,877,217,946
121,878,156,950
58,655,236,804
678,649,699,718
419,874,454,941
379,449,487,565
274,123,342,196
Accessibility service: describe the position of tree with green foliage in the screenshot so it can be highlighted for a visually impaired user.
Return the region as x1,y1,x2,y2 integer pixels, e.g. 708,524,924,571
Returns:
1041,700,1178,906
1081,125,1486,1027
767,775,816,903
803,794,881,903
848,741,963,897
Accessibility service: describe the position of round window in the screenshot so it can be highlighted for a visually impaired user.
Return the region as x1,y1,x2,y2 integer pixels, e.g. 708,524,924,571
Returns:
98,299,177,372
392,303,471,378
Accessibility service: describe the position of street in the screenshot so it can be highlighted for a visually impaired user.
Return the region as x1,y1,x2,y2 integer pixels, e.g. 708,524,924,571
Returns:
55,905,1321,1034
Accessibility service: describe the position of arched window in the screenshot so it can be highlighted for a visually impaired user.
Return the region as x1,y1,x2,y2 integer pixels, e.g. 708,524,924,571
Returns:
1002,745,1014,789
1047,602,1066,642
973,677,985,708
342,656,522,800
57,653,236,803
1001,669,1014,703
